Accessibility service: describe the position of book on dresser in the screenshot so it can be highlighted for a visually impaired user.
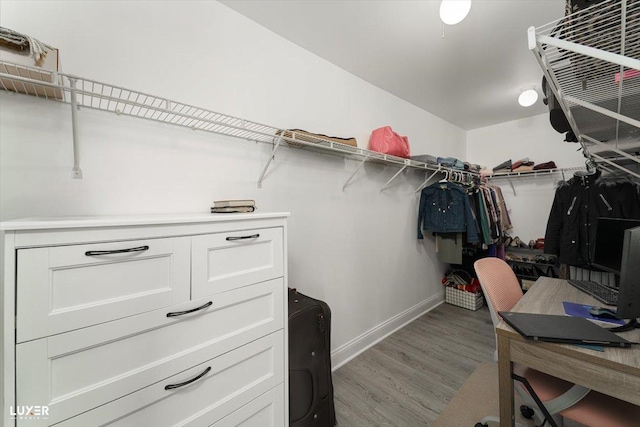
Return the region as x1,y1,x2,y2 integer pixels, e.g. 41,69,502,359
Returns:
211,199,256,213
212,199,255,208
211,206,256,213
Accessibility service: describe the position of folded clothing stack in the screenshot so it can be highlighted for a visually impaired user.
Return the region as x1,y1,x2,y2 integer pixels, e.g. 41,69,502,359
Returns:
491,158,558,174
511,158,535,172
437,157,465,170
533,161,557,170
276,129,358,147
411,154,482,173
410,154,438,165
493,159,512,173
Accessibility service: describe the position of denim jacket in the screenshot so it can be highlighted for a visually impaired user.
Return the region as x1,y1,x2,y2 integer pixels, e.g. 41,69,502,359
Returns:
418,182,479,243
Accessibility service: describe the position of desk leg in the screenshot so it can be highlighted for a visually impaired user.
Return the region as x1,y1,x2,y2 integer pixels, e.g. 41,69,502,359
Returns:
498,334,514,427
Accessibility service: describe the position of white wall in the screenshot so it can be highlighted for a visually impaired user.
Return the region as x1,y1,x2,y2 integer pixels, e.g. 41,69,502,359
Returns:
467,113,585,241
0,1,467,365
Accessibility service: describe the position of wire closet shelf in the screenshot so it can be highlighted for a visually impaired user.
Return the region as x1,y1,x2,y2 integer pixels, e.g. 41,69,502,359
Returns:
0,61,590,190
489,166,586,179
528,0,640,180
0,61,479,190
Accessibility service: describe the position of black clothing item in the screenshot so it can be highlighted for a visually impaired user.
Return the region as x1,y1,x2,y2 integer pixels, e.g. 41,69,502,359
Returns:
544,171,640,266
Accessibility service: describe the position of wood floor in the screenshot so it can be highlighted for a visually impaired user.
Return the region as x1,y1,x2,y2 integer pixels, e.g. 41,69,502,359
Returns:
333,302,495,426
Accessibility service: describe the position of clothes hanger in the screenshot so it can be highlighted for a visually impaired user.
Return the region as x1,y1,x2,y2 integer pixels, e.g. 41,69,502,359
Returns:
574,158,598,177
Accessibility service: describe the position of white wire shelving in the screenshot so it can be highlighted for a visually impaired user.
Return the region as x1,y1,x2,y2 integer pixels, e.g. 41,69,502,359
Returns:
528,0,640,181
489,166,584,179
487,166,587,195
0,60,480,192
1,60,598,193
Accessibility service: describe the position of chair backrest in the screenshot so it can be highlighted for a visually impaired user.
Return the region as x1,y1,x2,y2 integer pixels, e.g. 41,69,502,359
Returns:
474,257,524,330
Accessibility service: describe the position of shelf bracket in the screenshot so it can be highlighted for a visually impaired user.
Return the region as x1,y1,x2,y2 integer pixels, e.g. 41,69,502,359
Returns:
379,165,408,193
257,136,282,188
414,166,442,193
342,156,369,191
507,176,517,196
68,78,83,179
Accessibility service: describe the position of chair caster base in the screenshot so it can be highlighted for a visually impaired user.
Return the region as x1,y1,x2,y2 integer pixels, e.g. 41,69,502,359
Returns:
474,423,488,427
520,404,535,419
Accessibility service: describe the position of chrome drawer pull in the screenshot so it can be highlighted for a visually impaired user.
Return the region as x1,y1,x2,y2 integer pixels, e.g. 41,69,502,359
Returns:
85,245,149,256
226,233,260,241
164,366,211,390
166,301,213,318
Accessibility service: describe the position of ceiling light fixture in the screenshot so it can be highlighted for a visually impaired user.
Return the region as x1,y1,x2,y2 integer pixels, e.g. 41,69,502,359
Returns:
518,88,539,107
439,0,472,25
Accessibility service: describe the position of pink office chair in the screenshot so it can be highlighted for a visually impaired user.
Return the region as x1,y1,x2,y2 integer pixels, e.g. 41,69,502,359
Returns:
474,257,640,427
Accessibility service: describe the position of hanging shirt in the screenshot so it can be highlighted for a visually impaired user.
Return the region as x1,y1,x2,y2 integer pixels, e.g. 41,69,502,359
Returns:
491,185,513,233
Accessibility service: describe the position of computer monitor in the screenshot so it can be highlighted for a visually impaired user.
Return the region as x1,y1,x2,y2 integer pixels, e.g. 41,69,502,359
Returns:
592,218,640,275
617,225,640,324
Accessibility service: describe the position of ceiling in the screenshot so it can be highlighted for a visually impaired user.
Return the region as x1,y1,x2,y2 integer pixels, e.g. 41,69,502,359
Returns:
220,0,566,130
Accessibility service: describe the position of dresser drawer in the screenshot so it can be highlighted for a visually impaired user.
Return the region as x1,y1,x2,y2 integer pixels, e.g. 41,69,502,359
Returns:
192,227,284,299
209,384,285,427
16,279,284,426
17,237,190,342
54,331,284,427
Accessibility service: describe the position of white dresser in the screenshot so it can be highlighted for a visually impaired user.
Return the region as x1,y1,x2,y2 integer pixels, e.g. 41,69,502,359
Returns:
0,213,289,427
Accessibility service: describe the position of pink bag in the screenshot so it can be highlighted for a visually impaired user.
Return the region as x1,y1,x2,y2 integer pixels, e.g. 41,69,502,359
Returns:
368,126,410,158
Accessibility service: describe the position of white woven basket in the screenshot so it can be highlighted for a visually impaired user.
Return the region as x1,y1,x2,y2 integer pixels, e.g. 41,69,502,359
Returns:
445,287,485,311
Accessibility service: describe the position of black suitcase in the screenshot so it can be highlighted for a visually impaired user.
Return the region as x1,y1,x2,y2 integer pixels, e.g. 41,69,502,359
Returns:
288,288,337,427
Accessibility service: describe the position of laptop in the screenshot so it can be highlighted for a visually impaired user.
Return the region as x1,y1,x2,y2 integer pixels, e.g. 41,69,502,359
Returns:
499,311,633,348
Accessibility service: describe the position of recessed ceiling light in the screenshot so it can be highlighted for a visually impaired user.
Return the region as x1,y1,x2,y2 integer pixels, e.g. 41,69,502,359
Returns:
440,0,472,25
518,89,539,107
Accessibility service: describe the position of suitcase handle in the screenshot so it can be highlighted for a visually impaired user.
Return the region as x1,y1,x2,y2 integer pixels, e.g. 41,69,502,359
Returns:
166,301,213,318
164,366,211,390
226,233,260,241
85,245,149,256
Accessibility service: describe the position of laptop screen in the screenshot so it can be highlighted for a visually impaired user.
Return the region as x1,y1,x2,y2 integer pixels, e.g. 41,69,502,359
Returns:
592,218,640,274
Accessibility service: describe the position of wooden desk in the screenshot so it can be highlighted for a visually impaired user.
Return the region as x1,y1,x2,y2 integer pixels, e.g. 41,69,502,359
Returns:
496,277,640,427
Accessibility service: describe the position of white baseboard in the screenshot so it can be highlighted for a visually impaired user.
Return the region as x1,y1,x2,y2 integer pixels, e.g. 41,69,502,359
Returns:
331,293,444,371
